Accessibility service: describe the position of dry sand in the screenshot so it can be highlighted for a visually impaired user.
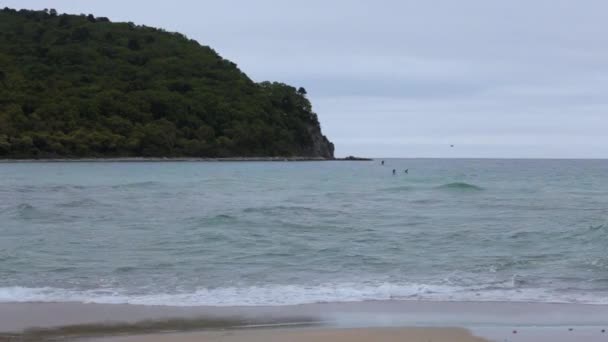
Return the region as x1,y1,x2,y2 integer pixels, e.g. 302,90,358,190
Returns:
87,327,488,342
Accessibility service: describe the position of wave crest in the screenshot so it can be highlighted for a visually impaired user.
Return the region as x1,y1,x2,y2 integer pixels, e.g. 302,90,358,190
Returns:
1,281,606,306
436,182,483,191
242,205,343,217
2,203,44,219
56,198,102,208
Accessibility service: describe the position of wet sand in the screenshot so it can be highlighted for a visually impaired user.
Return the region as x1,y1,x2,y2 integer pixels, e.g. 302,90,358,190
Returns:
80,326,608,342
4,300,608,332
86,327,488,342
2,301,608,341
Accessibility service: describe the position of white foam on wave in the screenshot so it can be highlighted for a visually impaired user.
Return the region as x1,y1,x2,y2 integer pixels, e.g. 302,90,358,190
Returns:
1,283,607,306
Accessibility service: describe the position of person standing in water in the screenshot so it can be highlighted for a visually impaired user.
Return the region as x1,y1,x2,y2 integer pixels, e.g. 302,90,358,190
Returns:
392,169,396,175
381,160,385,165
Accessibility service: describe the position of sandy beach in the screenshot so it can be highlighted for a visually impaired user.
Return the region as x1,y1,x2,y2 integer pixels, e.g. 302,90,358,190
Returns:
2,301,608,341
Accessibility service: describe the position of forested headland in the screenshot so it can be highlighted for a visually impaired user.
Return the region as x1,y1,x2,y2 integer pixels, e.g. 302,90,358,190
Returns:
0,8,335,159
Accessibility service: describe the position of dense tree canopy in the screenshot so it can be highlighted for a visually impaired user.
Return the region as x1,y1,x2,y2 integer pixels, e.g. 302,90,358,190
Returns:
0,8,334,158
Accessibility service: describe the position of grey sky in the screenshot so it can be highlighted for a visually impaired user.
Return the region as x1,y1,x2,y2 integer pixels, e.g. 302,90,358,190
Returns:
3,0,607,158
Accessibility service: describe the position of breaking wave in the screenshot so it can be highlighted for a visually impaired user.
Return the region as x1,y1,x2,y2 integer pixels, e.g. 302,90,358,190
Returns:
0,281,606,306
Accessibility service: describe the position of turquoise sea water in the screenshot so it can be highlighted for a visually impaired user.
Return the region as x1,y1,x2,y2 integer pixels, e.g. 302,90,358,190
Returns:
1,159,608,306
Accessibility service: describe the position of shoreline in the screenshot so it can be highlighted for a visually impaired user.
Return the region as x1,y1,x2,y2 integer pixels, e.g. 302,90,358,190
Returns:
2,300,608,340
0,156,373,163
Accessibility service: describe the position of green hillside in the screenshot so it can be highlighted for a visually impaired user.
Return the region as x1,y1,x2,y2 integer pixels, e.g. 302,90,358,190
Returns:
0,8,334,158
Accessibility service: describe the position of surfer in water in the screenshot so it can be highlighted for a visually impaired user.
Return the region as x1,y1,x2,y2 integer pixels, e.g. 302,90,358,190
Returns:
381,160,385,165
392,169,396,175
404,169,408,174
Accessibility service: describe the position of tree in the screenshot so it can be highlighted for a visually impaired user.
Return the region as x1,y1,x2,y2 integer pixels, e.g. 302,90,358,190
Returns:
12,135,34,152
71,27,90,41
0,135,10,155
139,119,177,156
58,14,70,27
127,38,140,50
195,125,215,142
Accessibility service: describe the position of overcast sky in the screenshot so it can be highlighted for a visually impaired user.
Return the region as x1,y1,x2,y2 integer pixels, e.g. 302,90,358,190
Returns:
3,0,607,158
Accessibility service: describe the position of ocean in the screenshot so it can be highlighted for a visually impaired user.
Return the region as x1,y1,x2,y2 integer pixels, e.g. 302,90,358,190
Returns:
1,159,607,307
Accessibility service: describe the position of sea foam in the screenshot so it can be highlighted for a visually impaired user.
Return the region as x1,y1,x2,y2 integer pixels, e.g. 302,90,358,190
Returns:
1,282,607,307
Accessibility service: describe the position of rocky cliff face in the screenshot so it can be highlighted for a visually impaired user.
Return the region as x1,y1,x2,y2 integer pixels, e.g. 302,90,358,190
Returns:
305,124,335,159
